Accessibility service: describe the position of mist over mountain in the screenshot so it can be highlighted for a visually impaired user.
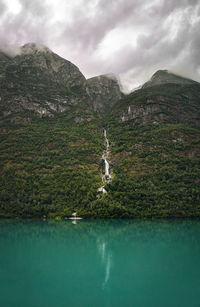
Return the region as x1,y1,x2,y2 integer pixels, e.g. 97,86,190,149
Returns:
0,44,200,218
0,0,200,93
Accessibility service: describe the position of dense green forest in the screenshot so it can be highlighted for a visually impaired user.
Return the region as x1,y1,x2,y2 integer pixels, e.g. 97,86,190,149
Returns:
0,111,104,218
1,103,200,218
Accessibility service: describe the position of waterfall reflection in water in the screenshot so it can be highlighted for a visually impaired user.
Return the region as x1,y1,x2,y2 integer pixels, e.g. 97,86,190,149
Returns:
98,239,112,289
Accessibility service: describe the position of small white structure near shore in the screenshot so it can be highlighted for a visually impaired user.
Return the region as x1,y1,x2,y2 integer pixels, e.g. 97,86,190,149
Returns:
68,212,83,220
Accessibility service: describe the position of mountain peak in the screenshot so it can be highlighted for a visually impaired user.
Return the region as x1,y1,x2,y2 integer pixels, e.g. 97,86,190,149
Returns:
21,43,51,54
151,69,169,79
142,69,197,88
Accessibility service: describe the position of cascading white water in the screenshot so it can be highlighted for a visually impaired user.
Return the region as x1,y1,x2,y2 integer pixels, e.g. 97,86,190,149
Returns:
97,129,112,194
104,158,109,176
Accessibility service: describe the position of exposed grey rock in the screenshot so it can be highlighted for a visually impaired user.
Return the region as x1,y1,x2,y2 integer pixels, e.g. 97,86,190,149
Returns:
119,89,200,126
1,43,199,125
117,70,200,126
0,43,90,118
15,43,87,89
0,43,124,118
86,74,122,112
120,103,164,123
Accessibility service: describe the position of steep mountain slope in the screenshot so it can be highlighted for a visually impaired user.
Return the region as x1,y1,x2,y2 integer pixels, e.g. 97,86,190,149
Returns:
115,82,200,126
0,43,117,218
0,43,122,119
87,74,122,112
0,43,91,118
0,45,200,218
101,74,200,218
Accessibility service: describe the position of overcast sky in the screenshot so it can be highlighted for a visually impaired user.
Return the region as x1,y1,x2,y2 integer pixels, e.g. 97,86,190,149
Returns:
0,0,200,92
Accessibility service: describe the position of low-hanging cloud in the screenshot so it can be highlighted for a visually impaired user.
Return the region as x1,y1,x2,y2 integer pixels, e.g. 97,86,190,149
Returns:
0,0,199,92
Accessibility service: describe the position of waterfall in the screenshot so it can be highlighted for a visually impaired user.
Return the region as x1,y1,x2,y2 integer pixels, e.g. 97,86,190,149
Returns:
97,128,112,194
104,158,109,176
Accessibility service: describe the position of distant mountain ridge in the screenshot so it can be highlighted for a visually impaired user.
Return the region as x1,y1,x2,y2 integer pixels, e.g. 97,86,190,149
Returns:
142,69,197,88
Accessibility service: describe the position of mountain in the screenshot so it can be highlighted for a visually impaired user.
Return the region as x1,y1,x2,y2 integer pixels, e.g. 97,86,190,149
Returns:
0,43,121,118
0,44,200,218
0,43,90,118
87,74,122,112
142,69,198,88
113,74,200,127
104,73,200,218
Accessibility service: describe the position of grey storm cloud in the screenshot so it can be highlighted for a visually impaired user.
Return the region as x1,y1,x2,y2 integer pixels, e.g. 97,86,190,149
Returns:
0,0,200,91
0,0,52,45
58,0,142,51
0,1,6,16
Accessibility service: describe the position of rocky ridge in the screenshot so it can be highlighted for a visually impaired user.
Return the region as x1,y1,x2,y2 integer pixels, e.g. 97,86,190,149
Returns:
87,74,122,112
1,45,199,125
142,70,197,88
0,43,122,118
117,71,200,126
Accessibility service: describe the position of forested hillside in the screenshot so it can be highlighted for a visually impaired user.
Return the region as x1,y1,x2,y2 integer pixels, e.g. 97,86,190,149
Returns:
0,44,200,218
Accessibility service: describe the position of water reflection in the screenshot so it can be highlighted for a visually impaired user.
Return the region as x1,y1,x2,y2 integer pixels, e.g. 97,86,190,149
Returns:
1,219,200,307
1,219,200,245
98,240,112,289
98,241,106,262
102,253,112,289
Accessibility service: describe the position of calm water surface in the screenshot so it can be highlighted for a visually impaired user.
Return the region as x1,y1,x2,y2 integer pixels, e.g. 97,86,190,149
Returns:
0,219,200,307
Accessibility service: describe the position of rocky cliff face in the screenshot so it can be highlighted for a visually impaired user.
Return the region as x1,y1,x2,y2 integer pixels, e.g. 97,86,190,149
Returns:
86,74,122,112
0,51,12,72
0,43,122,118
1,45,199,127
0,43,91,118
18,43,87,88
116,70,200,126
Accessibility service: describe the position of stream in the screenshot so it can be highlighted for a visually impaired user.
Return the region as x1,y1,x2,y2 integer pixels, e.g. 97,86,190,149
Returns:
98,129,112,194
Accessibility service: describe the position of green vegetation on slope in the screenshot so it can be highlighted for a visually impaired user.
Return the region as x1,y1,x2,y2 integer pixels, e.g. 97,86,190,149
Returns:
96,122,200,218
0,111,104,218
0,62,200,218
91,82,200,218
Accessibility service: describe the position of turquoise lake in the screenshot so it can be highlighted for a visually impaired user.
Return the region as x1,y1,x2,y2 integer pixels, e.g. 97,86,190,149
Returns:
0,219,200,307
